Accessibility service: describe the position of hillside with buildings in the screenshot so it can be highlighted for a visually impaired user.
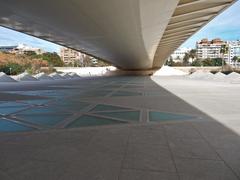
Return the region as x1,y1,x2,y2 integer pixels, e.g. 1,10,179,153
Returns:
0,44,111,75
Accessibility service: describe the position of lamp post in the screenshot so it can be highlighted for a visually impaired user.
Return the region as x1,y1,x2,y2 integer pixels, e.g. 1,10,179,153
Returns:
9,67,12,75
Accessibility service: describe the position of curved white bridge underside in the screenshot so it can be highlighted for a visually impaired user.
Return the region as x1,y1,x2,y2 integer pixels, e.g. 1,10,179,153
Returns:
0,0,235,70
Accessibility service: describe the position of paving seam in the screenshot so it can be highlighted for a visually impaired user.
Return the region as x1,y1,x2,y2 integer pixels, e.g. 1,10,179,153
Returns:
189,122,240,180
163,125,181,180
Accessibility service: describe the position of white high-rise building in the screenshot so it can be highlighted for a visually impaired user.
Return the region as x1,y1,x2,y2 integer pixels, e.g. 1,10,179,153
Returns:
196,38,228,61
196,39,240,66
227,40,240,66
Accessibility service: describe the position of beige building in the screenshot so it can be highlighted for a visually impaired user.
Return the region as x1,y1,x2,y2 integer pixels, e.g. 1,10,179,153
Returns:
60,47,85,66
196,38,228,61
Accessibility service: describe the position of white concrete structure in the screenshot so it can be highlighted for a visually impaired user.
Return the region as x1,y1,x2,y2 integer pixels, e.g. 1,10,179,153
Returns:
169,47,191,62
0,0,236,70
11,44,44,55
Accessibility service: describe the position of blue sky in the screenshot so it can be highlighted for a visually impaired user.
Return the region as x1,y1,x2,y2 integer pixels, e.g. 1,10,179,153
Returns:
0,27,61,53
0,1,239,52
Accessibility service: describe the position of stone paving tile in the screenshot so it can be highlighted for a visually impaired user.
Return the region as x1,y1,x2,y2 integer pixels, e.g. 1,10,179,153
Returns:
175,158,239,180
191,121,238,139
119,169,179,180
216,148,240,178
191,122,240,149
169,138,220,160
87,127,130,154
0,143,39,171
30,144,87,163
164,123,202,139
0,171,13,180
128,126,168,146
59,152,123,180
6,160,67,180
123,143,176,172
2,129,97,147
49,129,97,146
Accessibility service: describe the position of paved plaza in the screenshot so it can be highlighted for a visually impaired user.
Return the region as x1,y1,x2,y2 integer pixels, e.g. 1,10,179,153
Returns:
0,76,240,180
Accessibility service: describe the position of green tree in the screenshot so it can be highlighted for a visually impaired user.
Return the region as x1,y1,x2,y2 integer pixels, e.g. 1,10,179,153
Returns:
189,49,197,61
24,51,37,57
183,52,190,66
0,63,24,75
41,52,64,67
165,56,174,66
191,59,202,66
201,58,225,67
232,56,238,67
212,58,225,66
202,58,213,66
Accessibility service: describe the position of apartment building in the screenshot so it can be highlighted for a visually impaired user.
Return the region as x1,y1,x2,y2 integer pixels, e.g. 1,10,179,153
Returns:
60,47,85,66
228,40,240,66
196,38,228,60
196,38,240,66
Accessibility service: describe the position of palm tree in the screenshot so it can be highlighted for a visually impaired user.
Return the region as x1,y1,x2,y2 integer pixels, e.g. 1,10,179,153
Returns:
189,49,197,62
183,52,190,66
232,56,238,67
220,44,229,71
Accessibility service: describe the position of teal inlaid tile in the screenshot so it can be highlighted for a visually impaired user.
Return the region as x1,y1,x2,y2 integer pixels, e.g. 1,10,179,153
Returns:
17,106,63,114
0,106,29,115
111,91,142,97
94,111,140,121
90,104,131,112
0,102,27,108
19,99,51,105
0,118,33,132
16,114,70,127
49,101,89,111
7,91,40,96
149,111,196,122
80,90,111,97
66,115,125,128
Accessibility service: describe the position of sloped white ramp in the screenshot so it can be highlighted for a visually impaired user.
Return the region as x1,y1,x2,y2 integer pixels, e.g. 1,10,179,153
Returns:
153,66,187,76
34,72,53,81
14,72,38,81
49,72,64,80
0,72,17,82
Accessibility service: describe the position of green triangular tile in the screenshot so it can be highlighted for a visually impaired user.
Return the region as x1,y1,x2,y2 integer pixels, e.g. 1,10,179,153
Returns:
149,111,196,122
16,114,70,127
94,111,140,121
0,118,33,132
66,115,125,128
90,104,131,112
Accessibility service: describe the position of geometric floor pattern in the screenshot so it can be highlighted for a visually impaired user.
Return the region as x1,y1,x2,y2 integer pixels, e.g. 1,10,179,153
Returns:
0,76,200,133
